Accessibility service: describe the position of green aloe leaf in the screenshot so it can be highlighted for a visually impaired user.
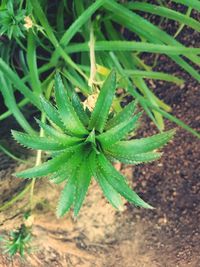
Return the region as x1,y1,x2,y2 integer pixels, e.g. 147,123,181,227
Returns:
74,159,92,216
107,129,175,156
15,147,80,178
54,73,88,136
35,119,82,145
105,100,137,130
40,95,66,131
89,70,116,132
50,151,84,184
71,92,90,126
98,112,141,147
97,153,153,209
95,165,123,210
107,151,162,164
12,130,68,151
56,177,76,217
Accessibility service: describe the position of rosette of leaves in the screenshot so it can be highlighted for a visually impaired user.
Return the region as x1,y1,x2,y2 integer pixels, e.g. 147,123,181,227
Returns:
0,224,32,257
12,70,175,217
0,1,26,39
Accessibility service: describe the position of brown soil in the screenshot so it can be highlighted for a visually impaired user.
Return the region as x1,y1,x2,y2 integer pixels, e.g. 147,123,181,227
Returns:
0,15,200,267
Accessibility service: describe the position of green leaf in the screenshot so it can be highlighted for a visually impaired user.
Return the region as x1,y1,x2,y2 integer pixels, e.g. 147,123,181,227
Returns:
60,0,107,46
0,58,40,108
107,129,175,156
50,151,84,184
97,153,153,209
89,70,116,132
71,92,90,126
103,1,200,81
35,119,82,145
95,165,123,210
0,74,35,135
15,147,81,178
65,41,200,55
54,73,88,136
40,95,66,131
56,177,76,217
97,112,141,147
74,159,92,216
124,70,184,85
105,100,137,130
27,31,42,94
12,130,68,151
127,2,200,33
106,151,162,164
172,0,200,12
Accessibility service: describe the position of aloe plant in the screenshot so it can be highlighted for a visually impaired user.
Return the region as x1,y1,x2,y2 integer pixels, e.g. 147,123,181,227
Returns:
12,71,175,217
0,224,32,257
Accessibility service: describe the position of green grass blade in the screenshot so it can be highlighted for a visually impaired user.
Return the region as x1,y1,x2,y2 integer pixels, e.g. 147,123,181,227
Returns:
65,41,200,55
0,58,40,108
172,0,200,11
0,98,29,121
60,0,107,46
104,1,200,79
124,70,184,85
27,31,41,94
127,87,200,138
0,143,26,163
0,75,35,134
127,2,200,32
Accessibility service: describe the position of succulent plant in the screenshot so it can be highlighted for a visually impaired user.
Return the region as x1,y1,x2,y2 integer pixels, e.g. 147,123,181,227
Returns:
1,224,32,257
12,70,175,217
0,1,26,39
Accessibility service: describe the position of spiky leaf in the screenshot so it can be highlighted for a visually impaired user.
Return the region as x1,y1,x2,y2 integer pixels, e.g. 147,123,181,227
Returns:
106,151,162,164
95,165,123,210
12,130,69,151
97,112,141,147
89,70,116,132
71,92,90,126
74,159,92,216
36,119,83,145
40,95,66,131
54,73,88,136
56,177,76,217
50,151,84,184
107,129,175,156
97,153,153,209
105,100,137,130
15,146,82,178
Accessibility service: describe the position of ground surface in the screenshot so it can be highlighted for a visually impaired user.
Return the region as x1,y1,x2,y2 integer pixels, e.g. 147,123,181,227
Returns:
0,9,200,267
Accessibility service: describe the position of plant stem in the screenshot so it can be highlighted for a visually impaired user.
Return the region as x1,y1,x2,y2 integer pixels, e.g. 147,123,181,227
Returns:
29,113,45,211
88,24,97,88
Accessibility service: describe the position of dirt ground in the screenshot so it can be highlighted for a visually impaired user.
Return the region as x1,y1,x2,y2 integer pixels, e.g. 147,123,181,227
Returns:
0,10,200,267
